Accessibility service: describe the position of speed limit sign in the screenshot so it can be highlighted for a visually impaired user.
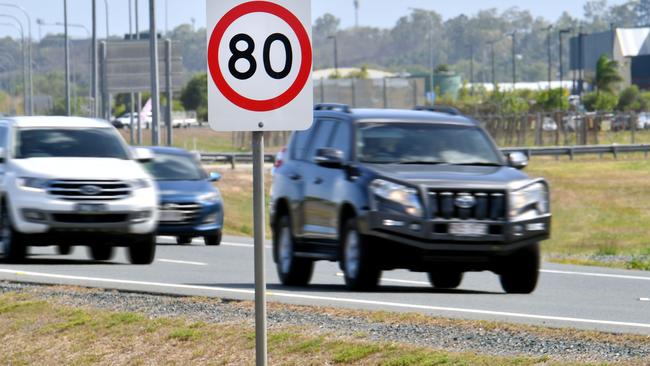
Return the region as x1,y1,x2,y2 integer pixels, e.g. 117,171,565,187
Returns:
206,0,313,131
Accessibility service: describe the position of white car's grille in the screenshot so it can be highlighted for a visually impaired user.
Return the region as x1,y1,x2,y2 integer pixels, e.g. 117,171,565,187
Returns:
47,180,132,201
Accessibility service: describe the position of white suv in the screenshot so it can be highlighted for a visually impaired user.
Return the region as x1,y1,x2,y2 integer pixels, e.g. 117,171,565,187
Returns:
0,116,159,264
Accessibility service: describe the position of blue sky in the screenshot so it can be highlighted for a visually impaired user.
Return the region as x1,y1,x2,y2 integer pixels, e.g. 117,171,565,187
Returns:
0,0,629,39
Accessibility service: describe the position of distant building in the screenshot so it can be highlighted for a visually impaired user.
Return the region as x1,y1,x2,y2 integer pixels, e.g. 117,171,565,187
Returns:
570,27,650,90
312,67,398,80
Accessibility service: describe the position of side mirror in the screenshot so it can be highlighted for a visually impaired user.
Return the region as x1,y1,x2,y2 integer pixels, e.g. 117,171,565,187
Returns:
507,152,528,170
132,147,155,163
314,148,344,168
0,147,5,163
209,172,222,182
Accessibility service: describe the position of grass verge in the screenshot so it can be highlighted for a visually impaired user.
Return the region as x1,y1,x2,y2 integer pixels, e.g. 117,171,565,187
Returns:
0,291,567,366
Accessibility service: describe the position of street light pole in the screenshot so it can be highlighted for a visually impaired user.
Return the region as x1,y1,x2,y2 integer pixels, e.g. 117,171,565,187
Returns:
509,31,516,88
0,3,33,115
327,35,338,76
468,43,474,95
64,0,71,116
559,28,571,94
487,40,497,88
546,25,552,89
92,0,98,117
149,0,161,146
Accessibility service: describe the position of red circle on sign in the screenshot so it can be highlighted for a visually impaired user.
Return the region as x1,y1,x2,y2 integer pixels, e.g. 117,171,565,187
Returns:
208,1,312,112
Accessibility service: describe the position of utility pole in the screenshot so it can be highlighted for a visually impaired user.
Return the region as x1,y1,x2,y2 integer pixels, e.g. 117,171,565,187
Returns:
64,0,71,116
546,25,552,89
469,43,474,95
129,0,135,144
353,0,359,28
509,31,516,88
136,0,142,145
327,35,338,76
92,0,98,117
487,40,497,89
559,28,572,94
149,0,161,146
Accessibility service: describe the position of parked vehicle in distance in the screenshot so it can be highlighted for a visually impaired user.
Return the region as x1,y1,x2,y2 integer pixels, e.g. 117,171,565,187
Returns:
271,105,551,293
142,147,224,246
611,115,630,131
112,112,153,130
542,117,558,132
0,116,158,264
637,113,650,130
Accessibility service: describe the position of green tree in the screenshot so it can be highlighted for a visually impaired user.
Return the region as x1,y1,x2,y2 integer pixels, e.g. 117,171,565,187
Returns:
180,73,208,121
617,85,642,111
594,55,622,94
583,91,619,112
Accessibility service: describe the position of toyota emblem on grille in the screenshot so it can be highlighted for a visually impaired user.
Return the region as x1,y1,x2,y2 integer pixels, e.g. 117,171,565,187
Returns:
79,185,102,196
455,194,476,209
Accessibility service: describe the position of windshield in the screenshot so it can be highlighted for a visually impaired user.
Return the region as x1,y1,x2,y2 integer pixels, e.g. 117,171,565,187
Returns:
144,152,205,181
15,128,129,159
356,123,502,165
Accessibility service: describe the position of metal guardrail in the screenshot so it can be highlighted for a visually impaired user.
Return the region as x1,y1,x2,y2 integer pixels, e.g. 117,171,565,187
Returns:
502,144,650,160
200,144,650,168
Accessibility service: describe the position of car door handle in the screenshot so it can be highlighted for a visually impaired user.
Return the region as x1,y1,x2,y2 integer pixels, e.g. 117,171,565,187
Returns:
290,173,302,181
313,177,323,185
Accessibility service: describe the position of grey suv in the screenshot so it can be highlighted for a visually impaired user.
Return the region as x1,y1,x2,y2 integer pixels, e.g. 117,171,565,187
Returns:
270,105,551,293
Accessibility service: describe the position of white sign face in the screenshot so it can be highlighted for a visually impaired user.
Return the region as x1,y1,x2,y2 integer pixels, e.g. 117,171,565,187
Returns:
206,0,313,131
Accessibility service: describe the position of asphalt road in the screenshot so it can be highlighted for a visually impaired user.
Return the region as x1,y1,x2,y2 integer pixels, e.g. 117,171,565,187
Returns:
1,236,649,335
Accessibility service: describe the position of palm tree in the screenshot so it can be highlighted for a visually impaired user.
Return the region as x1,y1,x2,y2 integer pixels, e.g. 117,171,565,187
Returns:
594,54,623,94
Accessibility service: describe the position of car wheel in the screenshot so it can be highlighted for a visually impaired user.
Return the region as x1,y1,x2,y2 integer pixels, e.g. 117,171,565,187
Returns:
204,231,222,246
499,243,540,294
89,246,114,261
128,234,156,265
274,216,313,286
342,218,380,291
1,204,26,263
176,236,193,245
57,245,72,255
428,271,463,289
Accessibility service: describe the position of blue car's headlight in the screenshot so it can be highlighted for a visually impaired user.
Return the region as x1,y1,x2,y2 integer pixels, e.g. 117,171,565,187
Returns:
198,191,221,204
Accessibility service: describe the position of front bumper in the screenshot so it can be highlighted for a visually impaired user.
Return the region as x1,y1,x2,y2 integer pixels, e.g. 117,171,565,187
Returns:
8,186,158,235
155,200,224,237
359,211,550,269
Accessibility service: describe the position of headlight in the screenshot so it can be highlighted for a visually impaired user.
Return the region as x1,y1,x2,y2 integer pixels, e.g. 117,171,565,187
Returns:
509,182,549,218
16,177,49,190
370,179,423,217
198,191,221,204
128,179,152,189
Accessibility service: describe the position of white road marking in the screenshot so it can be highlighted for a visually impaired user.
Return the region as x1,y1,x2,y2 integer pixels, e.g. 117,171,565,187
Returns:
336,272,429,286
1,268,650,331
157,259,208,266
540,269,650,281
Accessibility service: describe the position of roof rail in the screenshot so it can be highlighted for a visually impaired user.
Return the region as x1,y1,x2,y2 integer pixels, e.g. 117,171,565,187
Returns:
414,105,461,116
314,103,351,113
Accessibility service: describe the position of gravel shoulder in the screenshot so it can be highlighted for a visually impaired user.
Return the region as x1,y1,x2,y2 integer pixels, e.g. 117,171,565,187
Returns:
1,281,649,365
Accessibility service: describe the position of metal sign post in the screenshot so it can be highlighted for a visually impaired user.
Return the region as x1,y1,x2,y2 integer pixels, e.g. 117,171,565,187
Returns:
206,1,313,365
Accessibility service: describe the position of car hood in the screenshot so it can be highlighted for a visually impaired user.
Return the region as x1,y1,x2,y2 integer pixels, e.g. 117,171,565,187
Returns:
10,157,151,180
156,180,215,200
367,164,531,188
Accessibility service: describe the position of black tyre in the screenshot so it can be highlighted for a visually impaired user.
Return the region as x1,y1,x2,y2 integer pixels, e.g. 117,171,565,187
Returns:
274,216,313,286
176,236,193,245
57,245,72,255
341,218,380,291
499,243,540,294
428,271,463,289
128,234,156,265
89,246,114,261
204,231,222,246
1,203,26,263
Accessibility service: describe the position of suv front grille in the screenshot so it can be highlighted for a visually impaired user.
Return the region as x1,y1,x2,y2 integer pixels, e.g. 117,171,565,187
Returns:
47,180,132,201
428,189,506,220
159,202,202,225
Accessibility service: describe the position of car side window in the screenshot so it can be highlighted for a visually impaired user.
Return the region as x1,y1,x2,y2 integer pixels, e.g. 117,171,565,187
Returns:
290,124,315,161
0,126,7,149
306,120,336,161
328,122,351,161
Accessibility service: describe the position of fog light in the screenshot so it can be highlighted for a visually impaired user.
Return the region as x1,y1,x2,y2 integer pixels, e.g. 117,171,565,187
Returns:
132,210,152,222
204,213,218,224
527,223,545,232
382,219,404,227
409,223,421,231
23,209,46,222
512,225,524,237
